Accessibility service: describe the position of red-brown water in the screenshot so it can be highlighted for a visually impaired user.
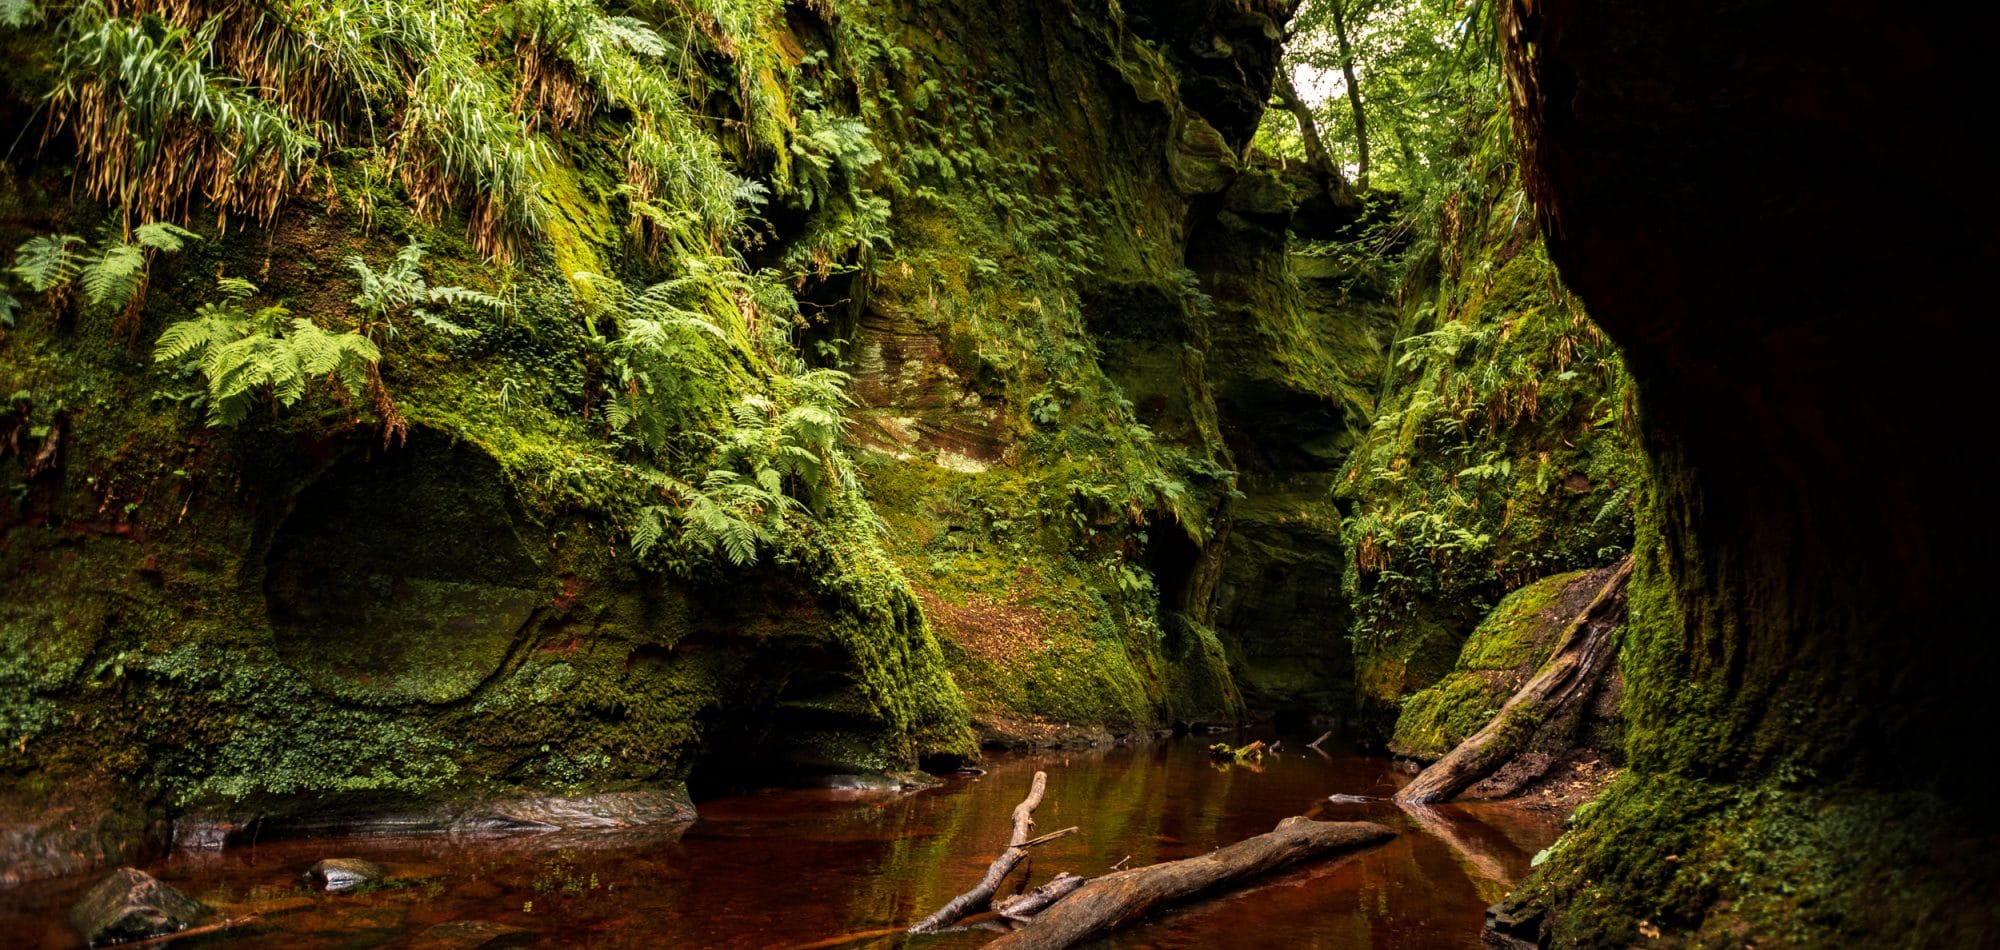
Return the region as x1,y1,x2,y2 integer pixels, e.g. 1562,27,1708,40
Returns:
0,733,1562,948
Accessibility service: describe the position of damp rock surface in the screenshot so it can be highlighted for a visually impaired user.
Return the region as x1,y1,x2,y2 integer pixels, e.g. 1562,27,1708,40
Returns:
67,867,208,945
302,857,391,893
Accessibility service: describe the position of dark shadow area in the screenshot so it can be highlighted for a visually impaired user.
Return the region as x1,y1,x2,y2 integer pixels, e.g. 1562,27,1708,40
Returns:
265,432,544,705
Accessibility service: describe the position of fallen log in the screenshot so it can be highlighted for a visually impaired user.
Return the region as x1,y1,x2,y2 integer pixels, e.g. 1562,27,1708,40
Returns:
909,771,1070,934
124,916,259,948
994,872,1086,920
1395,556,1633,805
985,817,1395,950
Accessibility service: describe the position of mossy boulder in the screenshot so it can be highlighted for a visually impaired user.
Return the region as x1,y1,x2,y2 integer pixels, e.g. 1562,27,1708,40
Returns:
1390,568,1609,761
68,868,208,945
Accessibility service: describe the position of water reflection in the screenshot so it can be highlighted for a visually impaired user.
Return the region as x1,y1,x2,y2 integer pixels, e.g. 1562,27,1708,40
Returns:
0,733,1562,948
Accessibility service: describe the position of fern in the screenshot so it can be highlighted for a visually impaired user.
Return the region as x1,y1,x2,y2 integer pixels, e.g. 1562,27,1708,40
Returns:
10,224,199,318
152,306,241,364
347,239,506,340
416,312,479,337
594,15,666,58
10,235,84,292
0,0,39,29
134,222,198,253
80,243,145,312
154,279,379,427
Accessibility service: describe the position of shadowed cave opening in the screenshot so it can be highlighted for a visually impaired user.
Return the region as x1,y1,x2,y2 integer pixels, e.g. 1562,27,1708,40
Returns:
681,636,902,799
265,434,545,706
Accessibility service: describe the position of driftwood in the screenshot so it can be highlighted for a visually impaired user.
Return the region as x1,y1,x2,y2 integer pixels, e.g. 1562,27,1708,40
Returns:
993,872,1086,920
1396,556,1634,805
985,817,1395,950
1307,731,1332,751
909,771,1074,934
124,916,259,948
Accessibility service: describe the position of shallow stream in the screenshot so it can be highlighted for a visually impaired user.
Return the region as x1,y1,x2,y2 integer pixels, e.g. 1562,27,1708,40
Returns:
0,732,1561,948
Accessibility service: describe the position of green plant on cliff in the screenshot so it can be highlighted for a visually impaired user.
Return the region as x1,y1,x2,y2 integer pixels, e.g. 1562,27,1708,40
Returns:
48,9,322,224
630,355,868,569
7,223,198,323
347,239,508,341
153,278,380,426
0,0,993,820
1266,1,1642,715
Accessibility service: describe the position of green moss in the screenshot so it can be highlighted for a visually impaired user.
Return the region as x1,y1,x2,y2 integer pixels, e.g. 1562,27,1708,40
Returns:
1513,772,2000,947
0,0,1354,844
860,453,1218,737
1388,568,1585,760
1338,188,1643,729
536,160,616,301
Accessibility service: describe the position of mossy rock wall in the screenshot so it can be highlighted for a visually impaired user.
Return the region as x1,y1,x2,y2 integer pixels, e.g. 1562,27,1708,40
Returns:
1336,179,1644,734
0,0,1389,882
1491,1,1999,943
1,0,1000,878
831,1,1397,734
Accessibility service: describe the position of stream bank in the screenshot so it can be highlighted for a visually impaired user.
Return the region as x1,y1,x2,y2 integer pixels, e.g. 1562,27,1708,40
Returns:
0,733,1560,949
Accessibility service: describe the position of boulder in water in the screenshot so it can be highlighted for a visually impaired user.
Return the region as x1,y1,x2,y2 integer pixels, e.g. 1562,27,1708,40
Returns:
67,867,208,945
301,857,390,893
417,919,535,948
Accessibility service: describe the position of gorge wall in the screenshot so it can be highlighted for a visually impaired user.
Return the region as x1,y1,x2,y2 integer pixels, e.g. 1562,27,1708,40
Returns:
1494,0,1999,943
0,0,1654,921
0,0,1409,878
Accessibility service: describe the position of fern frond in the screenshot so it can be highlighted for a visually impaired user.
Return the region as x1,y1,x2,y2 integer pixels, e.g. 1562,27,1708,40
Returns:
81,243,146,312
154,305,245,364
719,520,758,566
133,222,199,253
426,285,508,313
287,320,343,375
11,235,83,292
594,16,666,58
416,311,479,337
0,0,43,28
631,506,666,554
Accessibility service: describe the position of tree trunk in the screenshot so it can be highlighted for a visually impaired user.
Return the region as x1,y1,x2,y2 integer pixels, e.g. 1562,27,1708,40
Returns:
1330,0,1370,190
1273,69,1348,196
985,817,1395,950
1395,556,1632,805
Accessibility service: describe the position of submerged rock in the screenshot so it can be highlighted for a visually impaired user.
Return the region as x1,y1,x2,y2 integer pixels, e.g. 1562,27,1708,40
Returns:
301,857,390,893
67,867,208,945
454,789,699,835
1483,899,1545,948
217,788,699,843
416,919,535,949
817,771,941,791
